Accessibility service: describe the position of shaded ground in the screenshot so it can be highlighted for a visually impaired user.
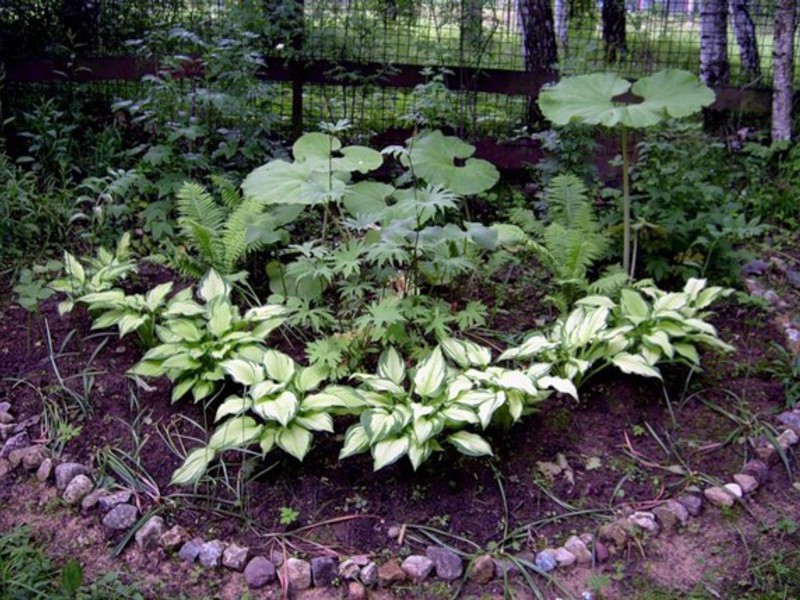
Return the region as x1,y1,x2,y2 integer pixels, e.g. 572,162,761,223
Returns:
0,265,799,599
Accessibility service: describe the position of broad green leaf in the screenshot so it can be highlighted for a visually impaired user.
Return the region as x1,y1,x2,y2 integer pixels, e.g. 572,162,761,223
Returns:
244,304,289,321
413,347,447,398
293,132,341,161
171,447,215,485
295,364,328,392
199,269,229,302
263,349,296,383
260,428,276,454
539,376,578,400
208,416,261,450
628,70,715,124
171,377,197,403
611,353,663,379
267,260,323,300
620,290,649,320
255,390,299,426
539,73,630,127
673,342,700,364
145,282,174,310
372,436,409,470
295,411,334,432
441,406,479,425
408,440,433,470
342,181,394,217
215,395,251,421
334,145,384,173
405,131,499,195
242,159,310,205
168,319,203,342
448,431,493,457
162,354,201,370
63,252,86,284
339,424,370,458
277,424,313,460
304,386,365,411
221,359,262,386
377,347,406,386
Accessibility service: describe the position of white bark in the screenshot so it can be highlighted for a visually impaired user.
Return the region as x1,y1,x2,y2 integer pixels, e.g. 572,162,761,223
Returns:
771,0,796,142
728,0,760,79
700,0,729,85
555,0,568,51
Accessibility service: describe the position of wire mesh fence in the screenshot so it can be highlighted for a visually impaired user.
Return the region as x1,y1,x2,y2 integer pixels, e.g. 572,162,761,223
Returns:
1,0,796,137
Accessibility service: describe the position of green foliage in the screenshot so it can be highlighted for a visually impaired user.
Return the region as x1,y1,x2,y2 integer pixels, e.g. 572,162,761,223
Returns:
48,233,137,315
129,270,289,403
501,278,733,387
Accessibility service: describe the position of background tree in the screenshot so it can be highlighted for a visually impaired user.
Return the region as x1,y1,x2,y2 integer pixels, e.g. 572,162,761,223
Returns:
771,0,796,141
728,0,760,79
602,0,626,63
700,0,730,85
517,0,558,125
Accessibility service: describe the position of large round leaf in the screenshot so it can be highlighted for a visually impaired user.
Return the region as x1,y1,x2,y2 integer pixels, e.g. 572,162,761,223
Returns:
404,131,499,195
538,70,714,129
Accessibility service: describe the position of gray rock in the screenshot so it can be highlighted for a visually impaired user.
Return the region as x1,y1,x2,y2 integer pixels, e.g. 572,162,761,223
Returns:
743,259,769,276
777,428,799,449
97,490,132,512
63,474,94,505
704,486,735,507
135,516,166,550
348,581,368,600
493,557,519,579
159,525,189,551
311,556,339,587
0,459,10,479
102,503,138,530
1,432,30,459
269,548,285,567
284,557,312,590
678,494,703,516
628,511,659,534
179,538,203,564
198,540,225,568
13,415,39,433
401,555,434,582
0,412,13,425
0,402,10,414
786,270,800,289
598,521,628,546
360,562,378,586
764,290,782,306
339,559,362,580
564,535,592,565
724,482,743,498
469,554,494,583
387,525,402,538
36,458,53,482
55,462,89,490
553,547,576,568
594,541,609,563
244,556,276,588
426,545,463,580
733,473,759,494
534,549,558,573
9,445,48,470
777,412,800,435
0,424,15,441
222,543,249,571
81,489,110,511
653,500,689,531
378,560,407,586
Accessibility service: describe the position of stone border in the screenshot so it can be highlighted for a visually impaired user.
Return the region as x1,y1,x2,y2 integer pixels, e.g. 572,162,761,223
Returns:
1,397,798,598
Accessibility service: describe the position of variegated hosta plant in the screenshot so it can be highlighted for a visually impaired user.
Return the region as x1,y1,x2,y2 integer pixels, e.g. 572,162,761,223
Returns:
128,270,289,403
339,340,575,471
501,278,733,384
170,350,364,485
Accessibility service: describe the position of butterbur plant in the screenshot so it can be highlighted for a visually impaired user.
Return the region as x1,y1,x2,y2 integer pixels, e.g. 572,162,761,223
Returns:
170,351,363,485
129,270,289,403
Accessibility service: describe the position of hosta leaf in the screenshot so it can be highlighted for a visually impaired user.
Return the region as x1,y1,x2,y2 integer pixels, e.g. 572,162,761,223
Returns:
496,371,538,395
405,130,499,195
255,390,299,426
250,380,286,399
304,386,365,411
441,406,479,425
191,379,216,403
208,416,261,450
499,335,552,361
361,409,397,442
377,347,406,386
673,342,700,364
215,395,251,421
199,269,229,302
168,319,203,342
144,282,174,310
244,304,289,321
295,411,334,432
477,391,506,428
221,359,262,386
413,347,447,398
448,431,493,457
539,376,578,399
372,436,410,470
170,447,215,486
162,354,201,370
128,360,166,378
263,349,296,383
339,424,370,458
611,353,663,379
408,440,433,470
620,290,649,320
260,428,276,454
172,377,197,402
277,424,313,460
295,364,328,392
351,374,404,394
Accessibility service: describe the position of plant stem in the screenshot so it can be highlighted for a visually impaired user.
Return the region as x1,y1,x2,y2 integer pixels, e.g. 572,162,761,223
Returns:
621,124,632,279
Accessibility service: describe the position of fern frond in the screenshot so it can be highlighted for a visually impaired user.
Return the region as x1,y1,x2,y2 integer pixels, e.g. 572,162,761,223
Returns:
545,174,598,234
175,182,227,269
220,196,264,273
589,267,630,297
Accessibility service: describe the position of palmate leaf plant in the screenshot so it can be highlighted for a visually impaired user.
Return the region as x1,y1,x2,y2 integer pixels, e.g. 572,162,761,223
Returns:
500,278,733,387
538,70,715,279
129,270,289,403
170,351,364,485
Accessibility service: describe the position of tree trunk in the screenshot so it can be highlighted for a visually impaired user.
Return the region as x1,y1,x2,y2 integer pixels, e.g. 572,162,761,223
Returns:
771,0,795,142
602,0,626,63
700,0,729,85
728,0,760,79
517,0,558,125
461,0,484,56
555,0,569,52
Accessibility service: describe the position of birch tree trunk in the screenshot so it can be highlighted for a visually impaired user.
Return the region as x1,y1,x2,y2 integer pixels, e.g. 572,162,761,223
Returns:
602,0,626,63
517,0,558,124
771,0,796,142
728,0,760,79
555,0,569,51
700,0,729,85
